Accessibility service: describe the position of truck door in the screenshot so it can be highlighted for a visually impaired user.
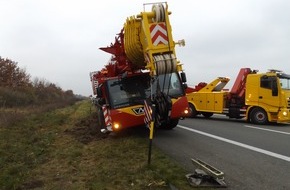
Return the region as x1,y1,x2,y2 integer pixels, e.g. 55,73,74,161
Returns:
259,76,280,108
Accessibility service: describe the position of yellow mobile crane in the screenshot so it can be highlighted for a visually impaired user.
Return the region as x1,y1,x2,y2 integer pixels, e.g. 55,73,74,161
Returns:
90,2,189,132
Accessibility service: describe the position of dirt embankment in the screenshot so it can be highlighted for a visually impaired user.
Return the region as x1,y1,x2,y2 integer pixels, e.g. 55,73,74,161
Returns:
65,113,108,144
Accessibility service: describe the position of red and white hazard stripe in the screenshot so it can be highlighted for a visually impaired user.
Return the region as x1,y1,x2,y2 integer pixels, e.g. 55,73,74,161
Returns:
144,100,152,124
102,105,112,127
150,23,168,46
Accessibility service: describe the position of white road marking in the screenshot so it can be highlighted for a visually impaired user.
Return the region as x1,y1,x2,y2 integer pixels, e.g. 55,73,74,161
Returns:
177,125,290,162
244,125,290,135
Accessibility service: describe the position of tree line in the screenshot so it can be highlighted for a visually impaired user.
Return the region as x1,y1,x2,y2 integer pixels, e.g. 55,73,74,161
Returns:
0,56,77,107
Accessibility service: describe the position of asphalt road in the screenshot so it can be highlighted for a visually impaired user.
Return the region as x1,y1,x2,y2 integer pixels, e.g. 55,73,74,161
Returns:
153,115,290,190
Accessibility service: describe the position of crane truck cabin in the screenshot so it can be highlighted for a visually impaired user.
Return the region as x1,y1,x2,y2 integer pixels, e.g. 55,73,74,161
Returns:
90,2,189,132
186,68,290,124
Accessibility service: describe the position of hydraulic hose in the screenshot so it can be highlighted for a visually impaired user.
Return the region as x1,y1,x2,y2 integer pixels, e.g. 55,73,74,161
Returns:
153,84,172,127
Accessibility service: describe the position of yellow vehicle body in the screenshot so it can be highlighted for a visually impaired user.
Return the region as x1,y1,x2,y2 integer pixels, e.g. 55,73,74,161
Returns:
187,69,290,124
123,2,184,76
186,77,230,117
245,72,290,123
187,77,230,114
189,91,228,113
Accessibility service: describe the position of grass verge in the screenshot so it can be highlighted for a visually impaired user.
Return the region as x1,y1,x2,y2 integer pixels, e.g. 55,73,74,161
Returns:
0,100,193,190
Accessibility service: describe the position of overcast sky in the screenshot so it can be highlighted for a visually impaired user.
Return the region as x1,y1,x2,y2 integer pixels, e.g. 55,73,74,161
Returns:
1,0,290,95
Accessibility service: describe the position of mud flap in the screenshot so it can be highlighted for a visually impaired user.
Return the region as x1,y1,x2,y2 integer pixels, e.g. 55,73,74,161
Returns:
185,158,227,188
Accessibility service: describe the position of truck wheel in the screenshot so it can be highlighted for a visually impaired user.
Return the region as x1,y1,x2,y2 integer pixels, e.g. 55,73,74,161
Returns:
189,103,198,117
168,119,179,129
250,107,268,124
160,119,179,130
201,112,213,118
97,107,105,129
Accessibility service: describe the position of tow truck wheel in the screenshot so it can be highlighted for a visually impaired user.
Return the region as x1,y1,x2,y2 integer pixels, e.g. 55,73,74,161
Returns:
250,107,268,124
189,103,198,117
201,112,213,118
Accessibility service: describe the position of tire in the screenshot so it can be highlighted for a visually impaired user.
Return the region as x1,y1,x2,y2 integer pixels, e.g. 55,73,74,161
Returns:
160,119,179,130
97,106,105,129
250,107,268,124
201,112,213,118
189,103,198,117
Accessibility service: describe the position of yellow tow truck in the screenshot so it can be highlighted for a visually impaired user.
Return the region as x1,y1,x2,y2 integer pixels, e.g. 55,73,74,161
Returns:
186,68,290,124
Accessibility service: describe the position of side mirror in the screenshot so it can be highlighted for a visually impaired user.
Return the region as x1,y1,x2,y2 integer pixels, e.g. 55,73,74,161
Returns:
96,87,103,97
98,98,105,105
180,72,187,83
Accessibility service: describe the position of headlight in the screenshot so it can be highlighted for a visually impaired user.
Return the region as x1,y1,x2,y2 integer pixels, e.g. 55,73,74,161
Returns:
184,109,189,114
113,123,120,130
282,111,288,116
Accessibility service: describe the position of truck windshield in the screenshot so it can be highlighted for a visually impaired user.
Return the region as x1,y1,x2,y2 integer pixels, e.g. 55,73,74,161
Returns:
107,72,184,108
107,74,150,108
279,77,290,90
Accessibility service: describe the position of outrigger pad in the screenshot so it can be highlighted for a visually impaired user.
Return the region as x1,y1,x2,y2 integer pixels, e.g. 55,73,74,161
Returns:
185,158,227,188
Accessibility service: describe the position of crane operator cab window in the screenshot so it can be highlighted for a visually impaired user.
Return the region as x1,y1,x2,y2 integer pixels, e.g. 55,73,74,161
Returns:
107,74,150,109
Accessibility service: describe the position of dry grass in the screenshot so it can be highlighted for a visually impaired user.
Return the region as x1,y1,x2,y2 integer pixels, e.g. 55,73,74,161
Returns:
0,100,193,190
0,101,76,128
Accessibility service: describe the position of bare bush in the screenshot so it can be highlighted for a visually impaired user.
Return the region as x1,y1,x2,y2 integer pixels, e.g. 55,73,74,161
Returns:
0,56,80,127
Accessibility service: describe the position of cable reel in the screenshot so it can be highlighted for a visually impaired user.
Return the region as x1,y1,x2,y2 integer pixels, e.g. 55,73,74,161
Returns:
152,3,165,22
153,54,177,75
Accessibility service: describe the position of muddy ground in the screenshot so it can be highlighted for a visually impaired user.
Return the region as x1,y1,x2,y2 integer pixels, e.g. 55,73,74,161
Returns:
65,113,109,144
